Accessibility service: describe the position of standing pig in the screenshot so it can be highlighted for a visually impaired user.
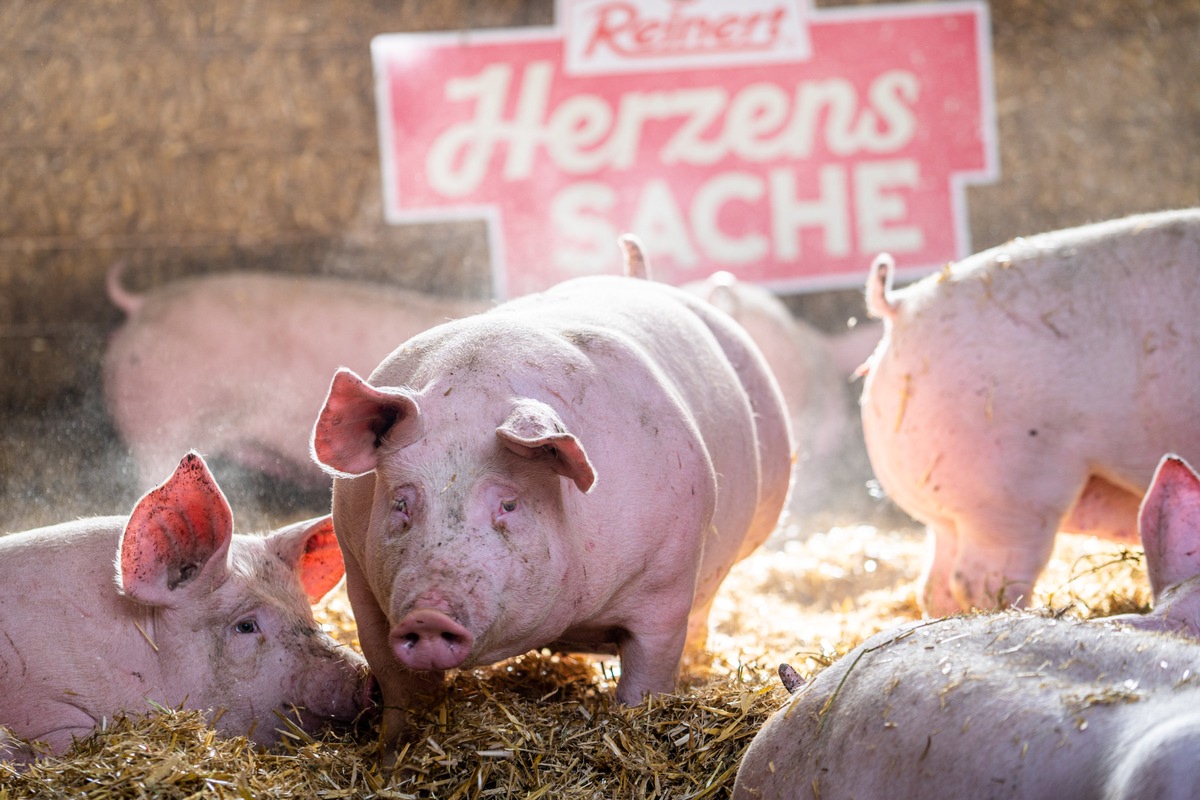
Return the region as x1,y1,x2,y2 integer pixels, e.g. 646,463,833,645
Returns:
103,266,489,491
733,454,1200,800
860,209,1200,614
0,452,370,765
311,258,792,742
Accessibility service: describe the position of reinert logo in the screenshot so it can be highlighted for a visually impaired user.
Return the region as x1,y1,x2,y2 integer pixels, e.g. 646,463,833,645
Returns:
582,0,789,56
563,0,810,74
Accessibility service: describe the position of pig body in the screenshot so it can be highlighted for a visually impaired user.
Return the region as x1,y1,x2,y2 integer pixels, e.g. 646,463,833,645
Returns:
0,453,368,764
312,271,792,740
735,614,1200,800
734,454,1200,800
860,209,1200,613
684,273,877,526
103,268,489,490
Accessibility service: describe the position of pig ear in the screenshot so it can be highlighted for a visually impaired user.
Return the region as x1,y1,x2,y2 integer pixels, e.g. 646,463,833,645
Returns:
312,368,421,478
497,398,597,493
270,516,345,604
118,451,234,607
701,271,742,317
1139,454,1200,598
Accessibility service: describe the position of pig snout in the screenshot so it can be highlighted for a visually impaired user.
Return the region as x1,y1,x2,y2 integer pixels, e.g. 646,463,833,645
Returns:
390,609,474,671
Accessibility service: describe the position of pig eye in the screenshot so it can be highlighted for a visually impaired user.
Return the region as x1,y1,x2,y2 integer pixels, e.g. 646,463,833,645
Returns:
390,494,413,533
392,496,411,522
499,498,517,514
233,618,259,635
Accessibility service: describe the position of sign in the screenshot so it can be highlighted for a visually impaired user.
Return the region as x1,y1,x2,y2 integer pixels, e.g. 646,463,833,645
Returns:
373,1,997,297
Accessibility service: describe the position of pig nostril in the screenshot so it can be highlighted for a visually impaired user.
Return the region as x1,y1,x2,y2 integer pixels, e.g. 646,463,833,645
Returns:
391,611,473,670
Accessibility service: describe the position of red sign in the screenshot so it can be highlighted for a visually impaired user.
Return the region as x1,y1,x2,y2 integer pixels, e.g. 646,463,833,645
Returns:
374,1,996,297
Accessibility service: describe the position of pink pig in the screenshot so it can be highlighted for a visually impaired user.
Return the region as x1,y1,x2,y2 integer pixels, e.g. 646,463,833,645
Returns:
683,271,875,524
734,453,1200,800
103,266,489,490
0,452,370,765
860,209,1200,614
311,252,792,742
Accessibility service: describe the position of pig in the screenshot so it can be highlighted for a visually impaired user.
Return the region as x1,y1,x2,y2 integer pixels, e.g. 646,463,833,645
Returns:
103,264,490,491
683,271,878,526
733,453,1200,800
859,209,1200,614
0,451,370,765
625,239,873,526
311,241,793,743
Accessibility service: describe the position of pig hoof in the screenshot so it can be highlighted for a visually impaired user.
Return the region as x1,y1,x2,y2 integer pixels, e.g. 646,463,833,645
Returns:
779,663,804,693
390,609,473,671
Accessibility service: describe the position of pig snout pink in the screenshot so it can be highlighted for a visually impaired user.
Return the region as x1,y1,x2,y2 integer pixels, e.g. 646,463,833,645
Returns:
390,609,474,671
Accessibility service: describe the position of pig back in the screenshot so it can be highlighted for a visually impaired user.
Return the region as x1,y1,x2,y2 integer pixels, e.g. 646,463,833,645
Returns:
104,272,490,489
0,518,150,740
503,274,792,571
737,612,1200,800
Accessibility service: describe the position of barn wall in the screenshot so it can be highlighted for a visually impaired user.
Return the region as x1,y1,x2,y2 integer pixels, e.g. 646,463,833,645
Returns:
1,0,1197,523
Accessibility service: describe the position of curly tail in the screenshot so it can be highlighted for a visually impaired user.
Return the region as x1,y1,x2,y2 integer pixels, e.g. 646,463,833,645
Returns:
106,259,143,316
865,253,900,322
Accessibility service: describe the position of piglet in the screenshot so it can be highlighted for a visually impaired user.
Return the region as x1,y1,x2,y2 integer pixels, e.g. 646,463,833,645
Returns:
0,452,370,765
733,453,1200,800
311,242,792,743
860,209,1200,614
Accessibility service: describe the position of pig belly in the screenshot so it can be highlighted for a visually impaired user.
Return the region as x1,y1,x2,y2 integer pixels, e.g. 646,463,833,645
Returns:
1061,475,1142,542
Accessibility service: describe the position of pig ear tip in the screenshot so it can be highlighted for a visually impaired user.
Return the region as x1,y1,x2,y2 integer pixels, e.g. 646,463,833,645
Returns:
1160,454,1199,479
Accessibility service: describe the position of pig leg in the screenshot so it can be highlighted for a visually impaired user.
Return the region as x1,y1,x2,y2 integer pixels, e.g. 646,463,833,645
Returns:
919,520,961,617
341,548,442,746
947,526,1058,611
683,594,716,658
615,598,693,704
945,472,1142,611
615,629,687,704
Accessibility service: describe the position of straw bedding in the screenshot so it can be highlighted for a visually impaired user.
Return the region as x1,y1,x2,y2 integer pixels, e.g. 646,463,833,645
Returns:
0,520,1149,798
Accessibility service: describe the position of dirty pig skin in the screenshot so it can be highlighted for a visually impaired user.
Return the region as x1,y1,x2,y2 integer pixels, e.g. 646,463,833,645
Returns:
312,244,792,744
734,453,1200,800
860,208,1200,614
0,452,371,765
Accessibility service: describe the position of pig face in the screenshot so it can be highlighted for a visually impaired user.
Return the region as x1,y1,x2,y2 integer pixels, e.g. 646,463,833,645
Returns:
313,369,597,673
117,453,368,745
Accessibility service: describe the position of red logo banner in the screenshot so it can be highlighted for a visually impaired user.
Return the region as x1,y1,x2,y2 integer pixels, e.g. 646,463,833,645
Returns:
374,1,996,296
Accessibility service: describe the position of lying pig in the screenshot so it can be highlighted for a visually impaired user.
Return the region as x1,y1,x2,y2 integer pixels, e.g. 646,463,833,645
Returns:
311,242,792,742
860,209,1200,614
103,265,489,491
683,272,877,525
733,453,1200,800
0,452,370,764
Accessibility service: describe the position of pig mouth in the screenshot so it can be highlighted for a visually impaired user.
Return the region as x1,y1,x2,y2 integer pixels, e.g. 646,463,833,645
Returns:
389,608,475,671
281,671,379,733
